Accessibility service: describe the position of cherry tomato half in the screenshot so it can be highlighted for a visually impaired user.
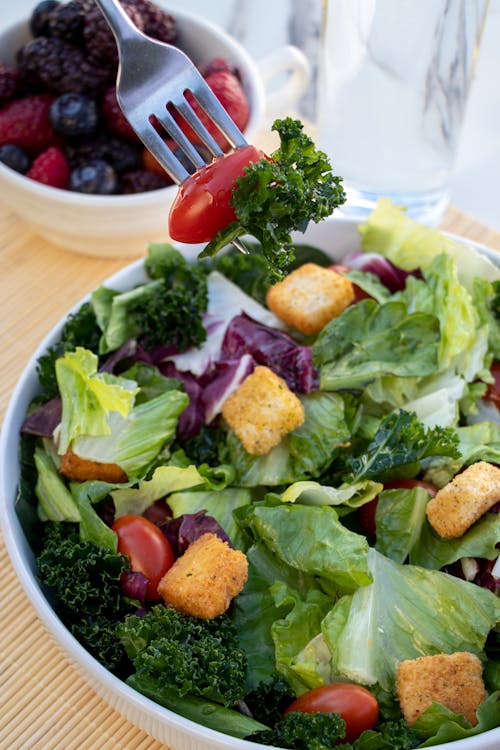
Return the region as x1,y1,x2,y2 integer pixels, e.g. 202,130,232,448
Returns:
285,683,379,743
329,264,371,304
112,514,174,601
483,360,500,409
358,479,437,538
168,144,266,243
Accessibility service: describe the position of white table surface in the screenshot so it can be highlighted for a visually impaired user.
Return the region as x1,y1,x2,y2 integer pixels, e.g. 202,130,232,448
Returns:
1,0,499,231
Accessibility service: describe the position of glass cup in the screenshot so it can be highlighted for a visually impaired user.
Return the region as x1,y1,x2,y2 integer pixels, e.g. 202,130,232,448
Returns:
317,0,489,224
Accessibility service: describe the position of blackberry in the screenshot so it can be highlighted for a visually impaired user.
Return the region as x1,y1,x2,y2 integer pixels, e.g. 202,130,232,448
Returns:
50,92,99,138
83,2,144,67
48,0,94,43
0,64,22,107
17,36,111,95
121,169,169,193
30,0,60,37
132,0,177,43
0,144,32,174
69,159,118,194
65,133,142,173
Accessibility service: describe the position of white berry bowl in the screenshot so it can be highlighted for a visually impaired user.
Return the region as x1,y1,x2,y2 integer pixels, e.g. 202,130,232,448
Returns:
0,6,310,258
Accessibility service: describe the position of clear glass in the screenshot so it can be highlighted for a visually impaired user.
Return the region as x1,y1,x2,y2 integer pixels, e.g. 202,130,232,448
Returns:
317,0,489,224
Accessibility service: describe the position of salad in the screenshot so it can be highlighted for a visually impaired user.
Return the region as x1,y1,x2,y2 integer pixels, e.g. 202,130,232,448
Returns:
17,199,500,749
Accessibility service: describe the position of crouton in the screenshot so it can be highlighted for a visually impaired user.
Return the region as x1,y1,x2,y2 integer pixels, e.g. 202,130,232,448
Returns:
221,365,305,455
426,460,500,538
60,446,127,483
396,652,486,726
158,532,248,619
266,262,355,335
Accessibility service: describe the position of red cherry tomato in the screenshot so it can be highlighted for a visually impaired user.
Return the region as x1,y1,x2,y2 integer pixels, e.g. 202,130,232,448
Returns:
329,264,371,304
112,514,174,601
358,479,437,537
284,683,379,743
483,361,500,409
168,144,266,243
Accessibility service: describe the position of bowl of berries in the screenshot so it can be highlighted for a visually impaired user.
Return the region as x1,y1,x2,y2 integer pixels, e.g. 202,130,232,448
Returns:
0,0,310,257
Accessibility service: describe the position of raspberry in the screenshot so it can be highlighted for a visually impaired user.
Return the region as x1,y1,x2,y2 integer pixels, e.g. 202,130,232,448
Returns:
0,64,22,107
65,133,142,174
17,36,111,95
69,159,118,194
30,0,60,37
133,0,177,43
121,169,169,193
83,2,144,67
26,145,70,188
48,0,94,43
0,94,57,154
179,69,249,150
101,86,139,144
0,144,31,174
50,92,99,138
198,57,239,79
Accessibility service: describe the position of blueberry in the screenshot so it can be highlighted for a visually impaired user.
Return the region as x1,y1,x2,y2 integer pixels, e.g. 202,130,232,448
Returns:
50,93,99,139
0,144,31,174
69,160,118,194
30,0,60,37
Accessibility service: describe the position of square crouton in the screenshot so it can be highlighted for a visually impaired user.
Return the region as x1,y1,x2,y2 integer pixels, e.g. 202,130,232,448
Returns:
426,460,500,538
158,533,248,619
266,262,355,335
396,652,486,726
221,365,305,455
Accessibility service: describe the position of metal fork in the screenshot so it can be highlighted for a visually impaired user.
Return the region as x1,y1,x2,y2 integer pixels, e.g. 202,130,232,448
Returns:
95,0,250,252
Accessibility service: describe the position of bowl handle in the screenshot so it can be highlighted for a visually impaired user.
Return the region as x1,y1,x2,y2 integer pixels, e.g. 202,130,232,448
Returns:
256,45,311,117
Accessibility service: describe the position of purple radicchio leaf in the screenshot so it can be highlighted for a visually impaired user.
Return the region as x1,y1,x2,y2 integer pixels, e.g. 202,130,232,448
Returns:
221,313,319,393
166,510,232,557
120,570,149,604
159,361,204,441
21,398,62,436
343,251,423,293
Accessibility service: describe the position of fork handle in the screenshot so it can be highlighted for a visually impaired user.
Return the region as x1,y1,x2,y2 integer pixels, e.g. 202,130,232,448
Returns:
94,0,138,43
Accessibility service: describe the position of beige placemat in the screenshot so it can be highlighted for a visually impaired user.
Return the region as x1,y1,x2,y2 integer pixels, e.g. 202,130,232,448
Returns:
1,205,499,750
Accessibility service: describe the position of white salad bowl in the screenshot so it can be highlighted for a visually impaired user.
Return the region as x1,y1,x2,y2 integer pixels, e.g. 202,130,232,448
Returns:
1,215,499,750
0,9,309,259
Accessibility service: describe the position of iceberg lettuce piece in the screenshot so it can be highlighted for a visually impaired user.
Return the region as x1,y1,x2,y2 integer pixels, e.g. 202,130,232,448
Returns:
323,548,500,690
359,199,500,291
55,347,138,454
278,479,382,512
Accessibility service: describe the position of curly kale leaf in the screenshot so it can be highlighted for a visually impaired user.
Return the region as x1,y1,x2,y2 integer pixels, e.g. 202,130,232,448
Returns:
36,302,101,399
247,711,347,749
131,245,208,350
347,410,460,482
201,117,345,278
118,604,247,707
243,675,296,726
37,522,132,670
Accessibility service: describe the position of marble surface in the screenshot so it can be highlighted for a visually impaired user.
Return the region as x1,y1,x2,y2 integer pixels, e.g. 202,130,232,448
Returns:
1,0,499,230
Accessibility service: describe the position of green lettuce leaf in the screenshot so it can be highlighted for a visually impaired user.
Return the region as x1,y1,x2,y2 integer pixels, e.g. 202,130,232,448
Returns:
55,347,138,453
374,487,430,564
323,548,499,690
412,691,500,745
312,299,440,391
278,479,382,514
34,445,81,522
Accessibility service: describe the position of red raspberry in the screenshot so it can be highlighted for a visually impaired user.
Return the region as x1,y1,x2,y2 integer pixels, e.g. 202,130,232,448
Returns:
179,69,250,150
198,57,239,79
0,94,57,154
101,86,140,144
26,146,70,188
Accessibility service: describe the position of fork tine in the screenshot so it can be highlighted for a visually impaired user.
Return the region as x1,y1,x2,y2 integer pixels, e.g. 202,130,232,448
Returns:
173,97,225,158
151,107,208,170
135,121,191,184
190,79,248,149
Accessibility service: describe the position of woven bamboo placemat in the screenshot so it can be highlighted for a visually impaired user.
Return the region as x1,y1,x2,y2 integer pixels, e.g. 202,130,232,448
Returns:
1,204,499,750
